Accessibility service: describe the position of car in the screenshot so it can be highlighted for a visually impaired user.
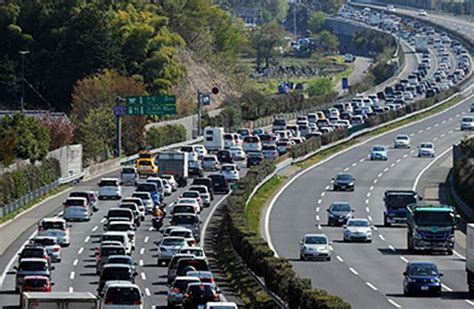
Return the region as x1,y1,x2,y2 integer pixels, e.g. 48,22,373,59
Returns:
167,276,201,307
192,178,214,200
181,191,203,210
102,231,133,254
242,135,262,153
29,237,61,263
188,160,204,178
19,275,53,305
194,145,207,160
167,253,196,284
182,282,219,308
96,244,128,274
299,234,331,261
172,204,199,216
37,218,70,246
162,179,173,196
179,246,206,258
14,258,52,291
119,203,141,227
394,134,411,148
220,164,240,182
101,281,143,308
180,146,199,162
18,246,51,268
97,264,137,296
327,202,354,226
332,173,355,191
120,167,138,186
176,198,201,214
131,192,154,214
69,191,98,212
418,142,435,157
262,144,279,160
189,185,211,207
156,237,188,265
176,257,210,278
217,149,233,164
418,10,427,16
208,174,230,194
171,213,201,241
202,155,220,171
161,174,178,191
104,221,136,246
246,151,263,168
370,145,388,161
98,178,122,200
122,198,145,221
104,255,136,272
461,116,474,131
205,302,238,309
64,197,93,221
343,219,372,243
186,271,215,285
403,261,442,296
229,145,246,161
169,227,197,247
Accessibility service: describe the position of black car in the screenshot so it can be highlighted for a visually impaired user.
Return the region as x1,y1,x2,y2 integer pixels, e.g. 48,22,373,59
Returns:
191,177,214,200
217,150,233,163
188,160,204,178
247,151,263,168
332,173,355,191
208,174,230,194
384,86,394,95
327,202,354,226
183,282,219,309
97,264,137,296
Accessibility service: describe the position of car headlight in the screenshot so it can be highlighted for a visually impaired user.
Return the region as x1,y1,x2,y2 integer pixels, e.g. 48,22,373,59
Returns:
431,278,440,283
414,231,423,239
329,213,335,218
348,182,354,186
407,277,416,283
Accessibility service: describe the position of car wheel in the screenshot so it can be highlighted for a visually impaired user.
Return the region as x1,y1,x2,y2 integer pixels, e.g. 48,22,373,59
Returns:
300,254,305,261
447,249,453,255
326,256,331,262
368,239,372,243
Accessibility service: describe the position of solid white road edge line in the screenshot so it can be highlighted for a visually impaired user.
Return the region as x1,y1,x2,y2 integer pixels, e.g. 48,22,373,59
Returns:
388,299,401,308
200,192,231,247
264,95,473,256
412,147,453,191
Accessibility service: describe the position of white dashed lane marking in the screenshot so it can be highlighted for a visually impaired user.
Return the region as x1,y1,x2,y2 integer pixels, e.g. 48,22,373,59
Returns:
140,248,145,255
442,283,453,292
70,272,75,280
73,259,78,266
368,215,373,222
145,288,151,297
336,255,344,262
400,256,409,263
388,299,401,308
388,245,396,252
317,199,322,204
378,234,385,241
92,226,98,232
366,282,378,291
349,267,358,275
344,167,350,172
78,247,84,255
144,236,149,244
365,207,370,212
316,215,320,221
69,287,74,293
84,236,90,243
141,272,147,281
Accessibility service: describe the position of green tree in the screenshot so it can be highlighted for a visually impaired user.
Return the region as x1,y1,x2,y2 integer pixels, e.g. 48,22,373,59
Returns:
311,30,339,54
261,0,289,23
307,11,326,34
251,22,285,68
307,78,333,97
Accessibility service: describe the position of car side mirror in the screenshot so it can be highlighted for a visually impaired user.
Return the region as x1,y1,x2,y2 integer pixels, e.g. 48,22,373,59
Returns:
343,225,347,228
50,266,55,271
13,266,18,270
403,271,408,276
331,178,335,181
134,272,138,277
419,196,423,201
51,282,55,286
352,209,355,212
439,273,444,277
68,224,72,228
299,241,303,245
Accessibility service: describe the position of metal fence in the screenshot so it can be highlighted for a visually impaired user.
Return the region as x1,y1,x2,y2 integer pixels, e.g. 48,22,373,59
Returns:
0,179,60,218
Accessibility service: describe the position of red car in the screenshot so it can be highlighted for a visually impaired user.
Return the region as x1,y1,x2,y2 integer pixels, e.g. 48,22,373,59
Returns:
20,276,53,305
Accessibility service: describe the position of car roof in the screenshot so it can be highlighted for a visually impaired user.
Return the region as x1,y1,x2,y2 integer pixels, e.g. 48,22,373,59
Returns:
304,233,328,239
101,177,119,181
103,231,128,236
23,275,50,280
102,263,133,269
163,236,187,241
188,282,213,287
104,280,139,288
19,258,49,263
347,218,369,223
41,217,66,223
106,255,132,260
175,276,202,281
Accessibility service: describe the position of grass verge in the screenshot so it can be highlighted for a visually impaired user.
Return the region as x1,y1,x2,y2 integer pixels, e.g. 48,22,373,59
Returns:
215,214,275,307
0,184,72,225
246,175,287,231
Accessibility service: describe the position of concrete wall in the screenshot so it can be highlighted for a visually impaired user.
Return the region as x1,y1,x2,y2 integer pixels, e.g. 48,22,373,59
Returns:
84,158,121,181
47,144,83,178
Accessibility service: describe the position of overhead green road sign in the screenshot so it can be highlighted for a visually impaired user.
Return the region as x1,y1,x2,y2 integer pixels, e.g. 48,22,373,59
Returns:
125,95,176,115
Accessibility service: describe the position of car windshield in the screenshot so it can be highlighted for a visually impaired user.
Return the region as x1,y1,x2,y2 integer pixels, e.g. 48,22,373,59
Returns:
372,146,385,152
108,210,131,219
203,157,216,162
222,166,235,172
178,199,196,205
21,249,44,258
136,183,156,192
133,193,149,200
189,161,200,168
173,215,197,225
162,238,186,246
409,264,438,276
336,174,352,181
347,220,369,227
137,160,152,166
107,257,131,265
386,194,416,208
174,279,198,292
174,206,194,213
101,247,126,257
187,285,214,298
102,268,130,280
65,199,85,206
414,211,454,226
24,278,48,287
109,224,131,232
331,204,351,212
183,192,199,198
34,238,56,246
171,230,192,238
99,180,118,187
105,287,141,304
103,235,125,243
41,222,65,230
397,135,409,140
122,168,135,174
305,236,327,245
181,249,204,257
420,143,433,149
19,261,47,271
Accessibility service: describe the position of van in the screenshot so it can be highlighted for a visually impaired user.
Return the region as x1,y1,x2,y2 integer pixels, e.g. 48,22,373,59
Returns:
106,208,135,225
63,197,91,222
242,136,262,152
203,127,224,152
121,167,138,186
272,118,287,132
98,178,122,200
102,281,143,309
223,133,235,149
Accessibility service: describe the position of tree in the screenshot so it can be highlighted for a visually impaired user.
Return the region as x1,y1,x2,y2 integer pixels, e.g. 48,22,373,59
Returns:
0,113,50,163
41,116,76,151
307,11,326,34
251,22,285,69
261,0,289,23
311,30,339,54
307,78,333,97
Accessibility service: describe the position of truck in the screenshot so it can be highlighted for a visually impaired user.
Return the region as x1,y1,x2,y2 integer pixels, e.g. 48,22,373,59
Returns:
406,203,458,254
415,35,428,53
466,224,474,294
156,151,189,187
203,127,224,152
383,190,421,226
22,292,98,309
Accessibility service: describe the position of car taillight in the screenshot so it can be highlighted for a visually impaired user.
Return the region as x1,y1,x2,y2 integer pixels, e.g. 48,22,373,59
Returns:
53,247,60,252
133,300,142,305
170,288,180,294
44,255,50,260
104,300,113,304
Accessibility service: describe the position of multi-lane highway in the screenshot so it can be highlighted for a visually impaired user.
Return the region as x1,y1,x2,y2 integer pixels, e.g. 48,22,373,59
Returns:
0,162,245,308
267,94,474,309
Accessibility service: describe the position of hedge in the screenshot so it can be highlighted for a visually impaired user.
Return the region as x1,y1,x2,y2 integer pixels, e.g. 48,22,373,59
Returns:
455,137,474,206
226,160,350,308
0,158,61,205
145,124,187,149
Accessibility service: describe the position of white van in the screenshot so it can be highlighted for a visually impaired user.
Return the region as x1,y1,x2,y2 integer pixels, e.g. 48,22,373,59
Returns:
204,127,224,152
101,281,143,309
242,135,262,152
102,232,132,255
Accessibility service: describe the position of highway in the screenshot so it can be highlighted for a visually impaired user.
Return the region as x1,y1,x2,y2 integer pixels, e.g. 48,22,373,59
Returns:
0,163,246,308
267,93,474,309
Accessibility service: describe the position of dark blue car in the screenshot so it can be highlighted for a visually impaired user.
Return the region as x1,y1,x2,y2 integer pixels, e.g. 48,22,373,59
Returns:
403,261,442,296
136,182,161,206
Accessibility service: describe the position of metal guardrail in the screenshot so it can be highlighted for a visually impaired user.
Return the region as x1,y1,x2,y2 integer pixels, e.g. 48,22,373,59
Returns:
0,180,60,218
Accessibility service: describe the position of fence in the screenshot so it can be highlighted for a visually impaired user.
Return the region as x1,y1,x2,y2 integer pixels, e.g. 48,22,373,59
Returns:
0,180,60,218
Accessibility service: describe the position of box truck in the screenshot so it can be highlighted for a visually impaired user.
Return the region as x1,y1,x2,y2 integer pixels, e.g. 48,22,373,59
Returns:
203,127,224,152
156,151,189,187
467,224,474,294
22,292,98,309
415,35,428,53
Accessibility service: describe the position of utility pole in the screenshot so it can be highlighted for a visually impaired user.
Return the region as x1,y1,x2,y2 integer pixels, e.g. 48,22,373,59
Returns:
114,97,125,158
293,2,297,39
197,90,202,137
19,50,30,111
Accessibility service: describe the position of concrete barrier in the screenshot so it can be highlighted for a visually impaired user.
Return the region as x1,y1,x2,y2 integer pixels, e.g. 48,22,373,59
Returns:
83,158,121,181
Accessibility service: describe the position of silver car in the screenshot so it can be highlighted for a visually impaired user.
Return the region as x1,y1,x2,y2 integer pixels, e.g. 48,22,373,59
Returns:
30,237,62,262
131,192,154,213
156,237,188,265
299,234,331,261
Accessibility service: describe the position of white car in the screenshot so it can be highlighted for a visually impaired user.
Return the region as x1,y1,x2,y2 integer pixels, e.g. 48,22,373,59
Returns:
63,197,91,221
461,116,474,131
122,198,145,221
205,302,238,309
179,246,206,258
30,236,62,262
343,219,372,242
169,227,196,246
98,178,122,200
181,191,203,210
101,281,143,309
202,155,220,171
394,134,411,148
162,179,173,196
175,198,201,214
418,10,427,16
418,142,435,157
156,237,188,265
161,174,178,191
299,234,331,261
189,185,211,208
104,221,137,251
194,145,207,159
37,218,70,246
131,192,154,213
221,164,240,182
229,145,246,161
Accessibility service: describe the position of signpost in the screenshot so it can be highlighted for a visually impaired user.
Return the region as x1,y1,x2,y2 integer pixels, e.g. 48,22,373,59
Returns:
125,95,176,115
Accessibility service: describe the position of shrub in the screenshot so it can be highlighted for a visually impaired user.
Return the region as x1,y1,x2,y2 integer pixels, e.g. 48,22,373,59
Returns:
145,124,187,149
308,78,333,97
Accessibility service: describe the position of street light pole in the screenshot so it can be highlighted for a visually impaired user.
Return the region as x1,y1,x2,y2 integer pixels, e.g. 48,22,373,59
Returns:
19,50,30,111
197,90,202,137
